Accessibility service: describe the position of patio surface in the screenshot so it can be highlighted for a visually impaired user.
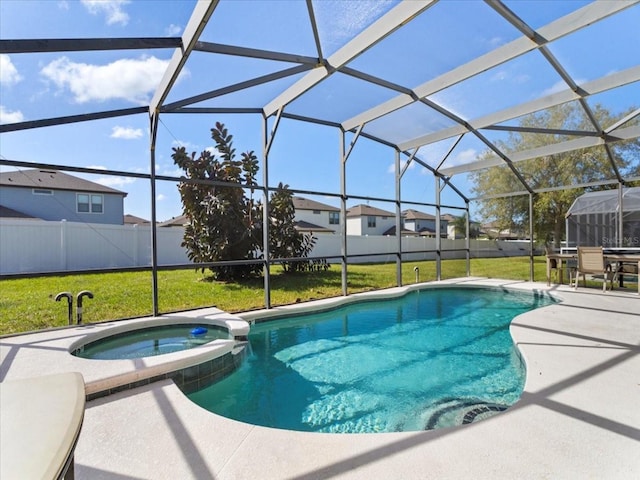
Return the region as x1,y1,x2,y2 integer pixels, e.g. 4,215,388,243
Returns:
1,278,639,479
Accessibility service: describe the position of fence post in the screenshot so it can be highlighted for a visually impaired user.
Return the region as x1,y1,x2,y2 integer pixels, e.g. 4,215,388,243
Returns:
133,224,139,266
60,219,67,271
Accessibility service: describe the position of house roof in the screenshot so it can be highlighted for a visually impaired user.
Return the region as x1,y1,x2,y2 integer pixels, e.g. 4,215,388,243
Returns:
382,225,420,236
0,205,38,219
123,214,150,225
347,204,395,218
0,169,127,196
158,214,190,227
292,197,340,212
403,209,435,221
294,220,335,233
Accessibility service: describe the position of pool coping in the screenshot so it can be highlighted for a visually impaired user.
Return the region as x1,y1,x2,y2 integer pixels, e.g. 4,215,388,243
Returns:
2,278,639,479
0,308,250,396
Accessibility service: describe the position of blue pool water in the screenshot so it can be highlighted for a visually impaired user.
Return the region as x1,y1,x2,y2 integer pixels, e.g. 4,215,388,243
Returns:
73,324,230,360
188,287,554,433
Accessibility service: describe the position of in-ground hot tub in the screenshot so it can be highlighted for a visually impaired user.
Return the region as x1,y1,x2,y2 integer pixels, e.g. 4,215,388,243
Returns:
71,323,231,360
66,313,251,399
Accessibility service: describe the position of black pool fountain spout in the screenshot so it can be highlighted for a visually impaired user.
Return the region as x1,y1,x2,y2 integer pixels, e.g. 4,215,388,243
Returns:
55,292,73,325
76,290,94,325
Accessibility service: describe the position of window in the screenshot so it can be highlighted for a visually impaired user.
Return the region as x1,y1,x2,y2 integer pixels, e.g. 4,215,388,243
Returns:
32,188,53,195
77,193,103,213
367,216,376,228
91,195,103,213
313,210,321,214
77,194,90,212
329,211,340,225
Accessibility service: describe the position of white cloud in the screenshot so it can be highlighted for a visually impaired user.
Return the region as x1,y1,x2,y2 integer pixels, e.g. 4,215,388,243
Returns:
539,78,584,98
111,126,143,139
0,55,23,86
490,70,508,82
488,36,503,48
165,24,182,36
40,55,172,105
57,1,69,10
161,166,184,177
387,159,416,174
448,148,478,167
96,176,137,188
81,0,130,26
157,194,167,201
490,70,530,85
172,139,200,152
0,106,24,124
317,0,395,52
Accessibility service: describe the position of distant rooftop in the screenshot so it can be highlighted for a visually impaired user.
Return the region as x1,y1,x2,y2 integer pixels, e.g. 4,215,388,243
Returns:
0,169,127,196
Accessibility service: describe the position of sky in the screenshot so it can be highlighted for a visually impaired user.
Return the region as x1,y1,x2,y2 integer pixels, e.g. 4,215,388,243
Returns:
1,0,638,223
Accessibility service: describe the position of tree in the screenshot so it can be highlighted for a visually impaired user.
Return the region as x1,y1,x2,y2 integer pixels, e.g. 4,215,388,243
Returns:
172,122,315,280
470,103,640,247
269,182,316,273
452,213,480,239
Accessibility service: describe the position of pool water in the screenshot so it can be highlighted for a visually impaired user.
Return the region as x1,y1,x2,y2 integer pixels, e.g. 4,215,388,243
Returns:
188,288,554,433
73,324,230,360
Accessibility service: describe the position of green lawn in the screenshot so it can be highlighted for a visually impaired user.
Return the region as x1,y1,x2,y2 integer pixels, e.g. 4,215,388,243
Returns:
1,255,630,336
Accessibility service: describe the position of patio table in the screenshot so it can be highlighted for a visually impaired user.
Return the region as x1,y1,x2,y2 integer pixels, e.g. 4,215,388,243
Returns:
546,252,640,294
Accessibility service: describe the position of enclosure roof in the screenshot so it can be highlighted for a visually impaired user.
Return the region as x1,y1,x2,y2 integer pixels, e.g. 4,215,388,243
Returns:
567,186,640,216
1,0,639,199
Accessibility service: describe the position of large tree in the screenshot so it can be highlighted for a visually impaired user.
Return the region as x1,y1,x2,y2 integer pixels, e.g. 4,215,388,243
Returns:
171,122,314,280
470,103,640,247
269,182,316,273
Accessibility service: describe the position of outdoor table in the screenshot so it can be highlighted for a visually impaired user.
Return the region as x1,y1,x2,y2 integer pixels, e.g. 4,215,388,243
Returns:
546,252,640,294
0,372,85,480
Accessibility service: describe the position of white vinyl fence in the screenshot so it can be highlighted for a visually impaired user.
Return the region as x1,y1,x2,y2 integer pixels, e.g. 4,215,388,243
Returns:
0,219,534,275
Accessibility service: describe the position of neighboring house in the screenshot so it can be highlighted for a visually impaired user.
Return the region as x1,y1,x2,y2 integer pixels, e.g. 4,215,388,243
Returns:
0,205,37,220
402,209,448,238
158,214,189,227
124,214,150,225
346,204,396,236
482,221,526,240
0,169,127,225
442,214,482,239
380,225,421,236
293,197,341,235
442,213,459,239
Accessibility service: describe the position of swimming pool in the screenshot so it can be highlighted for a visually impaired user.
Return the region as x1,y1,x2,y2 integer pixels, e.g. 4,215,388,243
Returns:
72,323,231,360
188,287,554,433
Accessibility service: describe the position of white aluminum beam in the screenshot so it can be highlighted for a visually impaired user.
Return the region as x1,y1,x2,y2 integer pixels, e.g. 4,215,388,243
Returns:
149,0,219,113
343,0,637,132
263,0,436,117
606,108,640,134
440,124,640,176
399,65,640,151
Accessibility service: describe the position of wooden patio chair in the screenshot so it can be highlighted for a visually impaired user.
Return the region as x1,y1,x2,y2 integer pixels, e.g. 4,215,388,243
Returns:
570,246,612,292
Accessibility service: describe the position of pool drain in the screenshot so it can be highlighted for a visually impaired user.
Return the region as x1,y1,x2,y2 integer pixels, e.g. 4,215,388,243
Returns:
423,398,508,430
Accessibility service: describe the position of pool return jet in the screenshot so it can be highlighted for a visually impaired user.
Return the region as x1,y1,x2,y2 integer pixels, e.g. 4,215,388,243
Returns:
55,290,94,325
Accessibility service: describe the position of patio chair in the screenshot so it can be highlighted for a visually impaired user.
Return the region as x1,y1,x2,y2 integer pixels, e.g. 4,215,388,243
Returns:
570,246,612,292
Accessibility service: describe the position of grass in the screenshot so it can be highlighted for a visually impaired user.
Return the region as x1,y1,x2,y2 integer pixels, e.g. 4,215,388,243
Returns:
1,255,634,336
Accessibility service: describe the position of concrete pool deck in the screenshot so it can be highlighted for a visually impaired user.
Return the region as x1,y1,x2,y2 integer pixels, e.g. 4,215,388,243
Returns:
1,278,639,479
